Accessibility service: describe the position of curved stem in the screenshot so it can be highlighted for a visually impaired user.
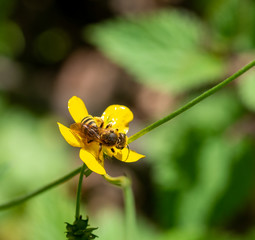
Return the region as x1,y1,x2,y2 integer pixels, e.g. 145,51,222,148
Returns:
128,59,255,144
103,174,136,240
75,164,87,219
0,166,82,211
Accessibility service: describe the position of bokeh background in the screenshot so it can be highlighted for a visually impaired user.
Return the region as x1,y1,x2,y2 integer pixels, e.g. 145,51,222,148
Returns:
1,0,255,239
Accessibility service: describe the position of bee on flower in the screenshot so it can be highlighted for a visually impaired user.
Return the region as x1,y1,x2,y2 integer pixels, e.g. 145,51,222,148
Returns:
57,96,145,175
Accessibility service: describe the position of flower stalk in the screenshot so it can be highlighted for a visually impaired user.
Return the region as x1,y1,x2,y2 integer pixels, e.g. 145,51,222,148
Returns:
128,59,255,144
0,59,255,211
0,166,83,211
104,174,136,240
75,163,88,220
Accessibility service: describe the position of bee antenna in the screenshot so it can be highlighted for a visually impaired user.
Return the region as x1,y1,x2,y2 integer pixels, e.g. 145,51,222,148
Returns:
124,145,130,162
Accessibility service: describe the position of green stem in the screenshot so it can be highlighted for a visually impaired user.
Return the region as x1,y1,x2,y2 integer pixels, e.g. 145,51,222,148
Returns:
128,59,255,144
0,166,83,211
1,60,254,212
75,164,87,220
123,180,136,240
103,175,136,240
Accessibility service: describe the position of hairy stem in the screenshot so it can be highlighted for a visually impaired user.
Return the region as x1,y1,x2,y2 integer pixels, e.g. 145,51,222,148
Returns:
0,166,83,211
128,59,255,144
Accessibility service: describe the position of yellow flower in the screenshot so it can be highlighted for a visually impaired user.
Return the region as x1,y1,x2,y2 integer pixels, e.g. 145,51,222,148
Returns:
57,96,145,175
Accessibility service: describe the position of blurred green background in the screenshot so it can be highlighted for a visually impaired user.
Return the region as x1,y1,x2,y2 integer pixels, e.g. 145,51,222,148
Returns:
1,0,255,239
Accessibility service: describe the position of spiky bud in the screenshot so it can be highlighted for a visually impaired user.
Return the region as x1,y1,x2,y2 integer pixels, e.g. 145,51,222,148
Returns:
65,216,98,240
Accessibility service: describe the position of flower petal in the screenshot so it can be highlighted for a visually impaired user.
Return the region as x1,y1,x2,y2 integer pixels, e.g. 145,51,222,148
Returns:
57,122,82,147
80,148,106,175
114,148,145,162
68,96,89,123
101,105,133,134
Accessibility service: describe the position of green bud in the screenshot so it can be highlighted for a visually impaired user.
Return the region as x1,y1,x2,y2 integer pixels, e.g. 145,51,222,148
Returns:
65,216,98,240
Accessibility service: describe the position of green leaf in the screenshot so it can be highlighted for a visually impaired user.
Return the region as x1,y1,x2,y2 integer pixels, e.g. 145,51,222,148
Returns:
86,10,225,93
176,137,234,228
209,139,255,225
145,91,241,190
184,90,242,133
206,0,255,50
143,92,245,228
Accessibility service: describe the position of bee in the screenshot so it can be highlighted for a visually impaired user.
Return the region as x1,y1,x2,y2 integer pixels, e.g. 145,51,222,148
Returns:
70,115,101,143
70,115,128,158
99,123,127,152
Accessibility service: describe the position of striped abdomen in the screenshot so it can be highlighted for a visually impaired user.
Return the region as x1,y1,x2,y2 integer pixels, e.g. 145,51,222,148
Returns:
81,115,100,141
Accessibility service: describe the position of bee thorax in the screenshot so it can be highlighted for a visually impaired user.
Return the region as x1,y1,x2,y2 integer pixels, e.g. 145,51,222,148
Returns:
100,131,118,146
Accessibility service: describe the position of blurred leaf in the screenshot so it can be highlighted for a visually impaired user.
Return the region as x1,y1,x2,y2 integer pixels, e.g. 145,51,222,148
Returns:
160,228,204,240
0,102,77,239
237,69,255,112
86,10,225,93
0,0,17,20
144,91,246,228
94,208,158,240
0,94,7,114
1,189,74,240
146,91,241,190
203,228,255,240
184,90,242,133
0,106,72,203
176,137,234,229
34,28,71,63
26,189,74,240
209,138,255,225
206,0,255,50
0,20,25,57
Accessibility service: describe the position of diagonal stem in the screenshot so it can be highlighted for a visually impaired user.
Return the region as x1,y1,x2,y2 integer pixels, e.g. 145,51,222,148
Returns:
128,59,255,144
1,60,255,212
0,166,83,211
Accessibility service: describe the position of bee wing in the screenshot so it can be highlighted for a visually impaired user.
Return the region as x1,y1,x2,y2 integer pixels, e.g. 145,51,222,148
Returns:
83,124,101,140
70,122,82,131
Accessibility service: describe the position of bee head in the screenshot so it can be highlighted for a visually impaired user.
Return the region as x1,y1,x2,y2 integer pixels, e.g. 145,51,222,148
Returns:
116,133,127,149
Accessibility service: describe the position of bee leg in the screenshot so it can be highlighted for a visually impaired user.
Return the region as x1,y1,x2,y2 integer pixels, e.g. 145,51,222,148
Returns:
97,143,102,161
106,123,112,129
98,119,104,128
94,117,104,128
87,140,93,144
124,145,130,162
